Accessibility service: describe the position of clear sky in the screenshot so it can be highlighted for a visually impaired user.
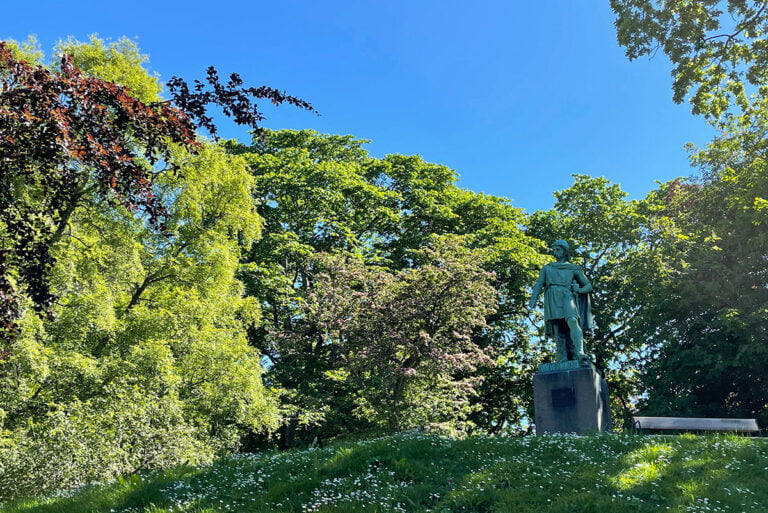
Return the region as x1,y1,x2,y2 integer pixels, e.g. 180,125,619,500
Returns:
2,1,715,213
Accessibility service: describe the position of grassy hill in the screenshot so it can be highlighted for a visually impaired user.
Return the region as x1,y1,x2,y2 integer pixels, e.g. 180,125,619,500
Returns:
2,432,767,513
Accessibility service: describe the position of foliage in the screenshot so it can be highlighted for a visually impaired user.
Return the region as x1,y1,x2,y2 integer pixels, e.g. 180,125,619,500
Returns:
3,432,768,512
636,152,768,425
298,238,497,434
611,0,768,120
166,69,316,141
55,36,163,103
227,130,544,441
0,40,198,339
611,2,768,425
0,142,279,500
2,35,43,65
0,387,205,501
0,38,291,500
0,36,314,340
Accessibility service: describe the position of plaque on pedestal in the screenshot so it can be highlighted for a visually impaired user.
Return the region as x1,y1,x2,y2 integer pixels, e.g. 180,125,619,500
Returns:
533,364,611,435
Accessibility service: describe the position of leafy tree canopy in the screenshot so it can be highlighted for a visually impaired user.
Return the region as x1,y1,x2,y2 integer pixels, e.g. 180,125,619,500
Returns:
227,130,545,440
612,1,768,426
612,0,768,120
0,36,314,340
0,36,309,498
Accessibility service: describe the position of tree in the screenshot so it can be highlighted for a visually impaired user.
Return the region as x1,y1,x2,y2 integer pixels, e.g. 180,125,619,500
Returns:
0,41,192,340
56,36,163,103
0,37,312,499
611,0,768,120
612,2,768,425
635,151,768,425
0,38,314,341
294,238,497,434
345,149,548,435
228,130,544,440
0,142,280,500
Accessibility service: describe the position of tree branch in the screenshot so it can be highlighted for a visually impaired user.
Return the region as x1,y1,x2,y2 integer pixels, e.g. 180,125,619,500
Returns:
703,1,768,43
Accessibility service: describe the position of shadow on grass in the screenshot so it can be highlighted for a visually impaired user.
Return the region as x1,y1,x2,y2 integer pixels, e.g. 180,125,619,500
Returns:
1,466,202,513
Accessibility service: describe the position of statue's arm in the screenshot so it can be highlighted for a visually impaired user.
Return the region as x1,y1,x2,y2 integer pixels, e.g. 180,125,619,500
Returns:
528,267,546,309
573,268,592,294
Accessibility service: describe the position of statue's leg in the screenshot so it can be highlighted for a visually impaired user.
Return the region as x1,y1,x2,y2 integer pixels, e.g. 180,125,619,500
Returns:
566,316,587,359
552,321,568,362
563,321,575,360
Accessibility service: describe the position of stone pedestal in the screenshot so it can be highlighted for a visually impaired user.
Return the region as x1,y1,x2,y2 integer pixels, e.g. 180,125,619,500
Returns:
533,361,611,435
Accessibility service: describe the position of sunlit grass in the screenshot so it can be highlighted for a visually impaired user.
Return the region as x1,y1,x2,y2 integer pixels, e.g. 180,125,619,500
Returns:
2,432,767,512
612,442,675,489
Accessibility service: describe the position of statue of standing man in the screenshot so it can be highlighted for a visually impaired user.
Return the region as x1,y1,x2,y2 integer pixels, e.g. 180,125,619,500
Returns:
528,240,593,364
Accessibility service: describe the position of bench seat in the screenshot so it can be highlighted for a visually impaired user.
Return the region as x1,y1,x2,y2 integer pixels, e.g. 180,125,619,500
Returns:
633,416,760,434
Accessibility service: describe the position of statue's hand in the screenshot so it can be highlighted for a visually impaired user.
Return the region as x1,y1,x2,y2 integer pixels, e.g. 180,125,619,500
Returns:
527,300,536,310
571,283,580,293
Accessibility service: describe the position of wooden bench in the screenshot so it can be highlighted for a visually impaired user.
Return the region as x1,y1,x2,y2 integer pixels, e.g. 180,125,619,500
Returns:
633,416,761,435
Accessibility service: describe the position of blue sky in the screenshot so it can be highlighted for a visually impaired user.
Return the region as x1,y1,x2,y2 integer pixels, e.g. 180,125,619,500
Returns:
3,1,715,212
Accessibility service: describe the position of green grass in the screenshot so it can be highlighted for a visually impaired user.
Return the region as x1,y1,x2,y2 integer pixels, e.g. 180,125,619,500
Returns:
2,432,768,512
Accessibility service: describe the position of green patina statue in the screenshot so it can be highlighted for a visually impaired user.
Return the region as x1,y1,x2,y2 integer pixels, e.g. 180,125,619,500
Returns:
528,240,594,364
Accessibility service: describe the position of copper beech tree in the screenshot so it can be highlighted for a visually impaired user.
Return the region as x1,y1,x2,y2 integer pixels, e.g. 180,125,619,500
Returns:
0,42,313,341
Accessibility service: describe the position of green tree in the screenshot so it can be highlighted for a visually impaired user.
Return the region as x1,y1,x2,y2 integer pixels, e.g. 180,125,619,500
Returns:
0,141,280,501
0,37,306,499
612,1,768,426
0,140,282,500
289,238,497,434
228,130,544,441
226,131,397,444
0,40,197,340
365,153,547,434
2,35,43,64
636,152,768,425
56,35,163,103
612,0,768,120
0,36,314,340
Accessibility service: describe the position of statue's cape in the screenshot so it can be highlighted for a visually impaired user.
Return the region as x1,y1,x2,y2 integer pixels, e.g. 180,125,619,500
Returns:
577,291,594,334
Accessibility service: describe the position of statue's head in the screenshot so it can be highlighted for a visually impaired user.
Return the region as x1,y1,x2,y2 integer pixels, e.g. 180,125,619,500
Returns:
552,240,570,262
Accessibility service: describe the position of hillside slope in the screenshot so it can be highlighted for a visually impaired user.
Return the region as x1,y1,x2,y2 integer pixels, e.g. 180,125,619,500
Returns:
3,432,767,513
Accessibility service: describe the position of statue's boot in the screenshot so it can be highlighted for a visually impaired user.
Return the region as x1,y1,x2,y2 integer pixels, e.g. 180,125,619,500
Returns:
573,336,589,361
567,317,589,361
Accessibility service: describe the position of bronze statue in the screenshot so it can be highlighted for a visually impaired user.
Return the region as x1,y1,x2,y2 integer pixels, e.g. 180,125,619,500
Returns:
528,240,593,363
